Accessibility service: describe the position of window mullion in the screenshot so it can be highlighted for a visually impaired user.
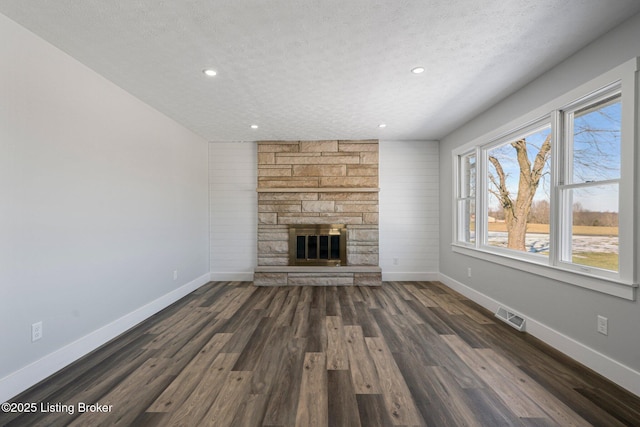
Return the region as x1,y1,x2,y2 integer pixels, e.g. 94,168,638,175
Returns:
549,110,561,267
478,146,488,249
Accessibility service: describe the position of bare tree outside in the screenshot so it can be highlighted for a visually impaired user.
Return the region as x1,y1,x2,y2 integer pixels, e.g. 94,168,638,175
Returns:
487,129,551,251
486,94,621,270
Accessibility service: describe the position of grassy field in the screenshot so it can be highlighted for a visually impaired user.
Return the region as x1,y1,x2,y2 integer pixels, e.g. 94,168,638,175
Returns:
487,222,618,236
483,222,619,271
572,252,619,271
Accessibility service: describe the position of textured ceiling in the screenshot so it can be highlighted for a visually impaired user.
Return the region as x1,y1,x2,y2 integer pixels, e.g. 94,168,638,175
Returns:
1,1,640,142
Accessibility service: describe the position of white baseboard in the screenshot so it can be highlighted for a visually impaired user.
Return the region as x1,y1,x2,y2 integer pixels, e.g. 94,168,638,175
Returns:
210,272,254,281
0,272,211,403
438,273,640,398
382,272,439,281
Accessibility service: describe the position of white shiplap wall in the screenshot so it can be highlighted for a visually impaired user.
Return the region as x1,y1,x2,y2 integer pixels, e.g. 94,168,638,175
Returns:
209,142,257,280
379,140,439,281
208,140,439,282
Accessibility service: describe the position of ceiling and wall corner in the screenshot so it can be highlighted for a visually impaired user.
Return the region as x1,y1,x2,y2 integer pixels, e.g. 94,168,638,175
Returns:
1,1,639,142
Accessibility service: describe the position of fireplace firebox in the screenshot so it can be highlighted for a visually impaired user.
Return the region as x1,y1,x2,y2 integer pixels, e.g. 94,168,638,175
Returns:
289,224,347,266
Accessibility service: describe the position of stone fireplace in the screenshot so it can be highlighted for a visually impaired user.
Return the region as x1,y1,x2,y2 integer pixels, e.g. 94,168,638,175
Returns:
254,140,382,286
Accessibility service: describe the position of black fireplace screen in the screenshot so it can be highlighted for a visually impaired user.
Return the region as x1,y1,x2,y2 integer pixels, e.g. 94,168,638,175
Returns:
289,225,346,266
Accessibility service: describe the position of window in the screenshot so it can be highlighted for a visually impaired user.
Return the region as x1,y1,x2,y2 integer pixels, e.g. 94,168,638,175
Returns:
452,58,637,299
485,123,551,255
456,152,476,244
559,92,621,273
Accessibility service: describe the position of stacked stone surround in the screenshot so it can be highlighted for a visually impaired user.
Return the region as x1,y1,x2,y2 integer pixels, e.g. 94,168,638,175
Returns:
254,140,381,286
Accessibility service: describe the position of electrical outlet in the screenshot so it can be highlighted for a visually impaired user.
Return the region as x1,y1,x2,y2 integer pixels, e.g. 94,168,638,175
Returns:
597,315,608,335
32,321,43,342
393,258,399,266
173,270,178,280
467,267,472,278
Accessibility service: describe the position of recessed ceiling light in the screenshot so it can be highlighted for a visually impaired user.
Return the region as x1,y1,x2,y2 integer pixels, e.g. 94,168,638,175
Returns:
378,124,387,128
203,69,217,77
411,67,425,74
251,124,259,129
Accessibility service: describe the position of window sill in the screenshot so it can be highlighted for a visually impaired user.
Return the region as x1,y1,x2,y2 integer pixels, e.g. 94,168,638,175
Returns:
451,244,637,300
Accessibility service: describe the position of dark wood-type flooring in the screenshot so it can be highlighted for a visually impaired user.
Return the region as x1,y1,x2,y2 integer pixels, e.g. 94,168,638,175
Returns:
2,281,640,426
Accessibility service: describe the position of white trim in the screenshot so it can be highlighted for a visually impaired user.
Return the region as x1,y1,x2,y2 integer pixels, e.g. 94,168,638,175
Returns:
0,273,211,403
438,272,640,398
210,272,254,281
452,244,636,300
382,272,439,282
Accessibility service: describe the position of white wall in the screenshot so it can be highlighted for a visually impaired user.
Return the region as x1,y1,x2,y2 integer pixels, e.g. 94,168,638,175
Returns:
209,142,257,280
439,12,640,396
0,14,210,401
208,140,440,282
380,140,439,280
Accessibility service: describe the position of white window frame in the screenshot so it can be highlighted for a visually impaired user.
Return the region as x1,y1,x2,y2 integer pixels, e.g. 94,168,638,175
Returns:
452,58,638,300
455,151,477,246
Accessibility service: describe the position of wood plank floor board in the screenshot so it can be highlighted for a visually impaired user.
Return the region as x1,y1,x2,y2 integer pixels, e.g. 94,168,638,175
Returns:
246,326,292,395
519,365,629,427
404,283,439,308
356,285,381,309
412,324,485,389
355,394,396,427
368,308,408,353
324,286,340,316
162,352,240,426
218,308,267,353
310,286,327,311
430,309,491,349
232,316,281,371
365,336,424,425
353,300,381,337
392,349,454,427
337,286,357,325
325,316,349,370
420,365,486,427
343,325,383,394
265,288,288,318
294,352,328,427
372,286,401,315
229,393,269,427
476,348,589,426
386,281,416,301
405,299,456,334
292,298,311,339
261,337,307,426
199,281,237,308
462,387,527,426
442,334,549,418
147,333,233,413
1,340,155,426
305,307,327,353
4,281,640,427
327,370,361,427
274,287,302,327
68,357,176,427
200,370,254,426
575,387,640,426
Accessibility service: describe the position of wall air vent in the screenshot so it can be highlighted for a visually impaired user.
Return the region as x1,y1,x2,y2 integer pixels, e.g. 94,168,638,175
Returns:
495,306,526,331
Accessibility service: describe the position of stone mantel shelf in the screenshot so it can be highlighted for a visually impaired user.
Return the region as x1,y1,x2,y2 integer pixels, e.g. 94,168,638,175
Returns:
257,187,380,193
255,266,381,273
